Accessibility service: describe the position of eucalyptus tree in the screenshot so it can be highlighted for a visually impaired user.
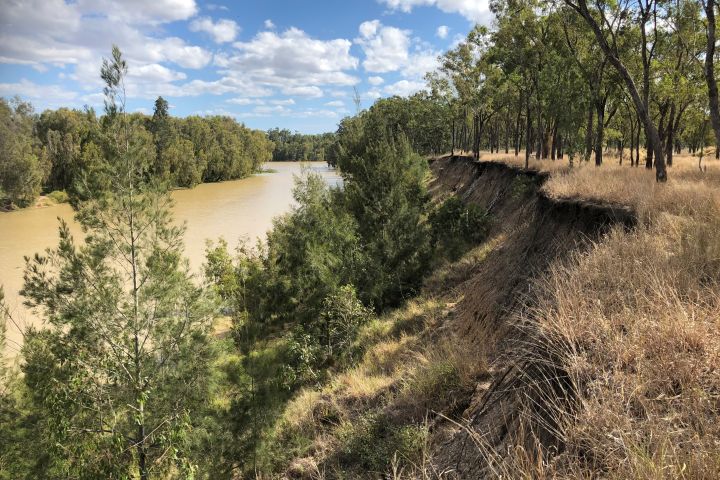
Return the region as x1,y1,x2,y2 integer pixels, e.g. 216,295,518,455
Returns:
701,0,720,151
490,0,553,166
20,46,218,479
654,0,705,165
563,0,669,181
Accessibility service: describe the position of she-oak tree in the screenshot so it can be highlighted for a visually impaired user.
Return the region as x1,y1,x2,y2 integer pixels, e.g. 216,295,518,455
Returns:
20,46,217,479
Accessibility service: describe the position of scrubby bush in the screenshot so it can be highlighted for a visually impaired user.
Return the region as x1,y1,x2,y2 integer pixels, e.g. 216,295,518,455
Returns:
336,413,427,473
429,196,491,260
47,190,69,204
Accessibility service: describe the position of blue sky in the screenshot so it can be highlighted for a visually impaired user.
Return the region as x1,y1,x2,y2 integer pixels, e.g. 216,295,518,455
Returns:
0,0,491,133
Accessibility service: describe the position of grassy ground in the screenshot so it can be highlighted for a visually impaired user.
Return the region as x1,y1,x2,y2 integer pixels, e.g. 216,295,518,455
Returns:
470,149,720,479
265,150,720,478
252,240,500,478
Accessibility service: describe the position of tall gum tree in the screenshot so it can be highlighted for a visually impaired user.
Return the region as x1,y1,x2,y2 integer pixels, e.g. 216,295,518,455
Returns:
701,0,720,153
563,0,669,181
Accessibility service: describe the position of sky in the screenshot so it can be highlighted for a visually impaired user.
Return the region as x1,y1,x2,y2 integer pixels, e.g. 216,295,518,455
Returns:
0,0,492,133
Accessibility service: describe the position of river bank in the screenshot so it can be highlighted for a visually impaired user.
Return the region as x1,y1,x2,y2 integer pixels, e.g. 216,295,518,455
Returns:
1,162,339,356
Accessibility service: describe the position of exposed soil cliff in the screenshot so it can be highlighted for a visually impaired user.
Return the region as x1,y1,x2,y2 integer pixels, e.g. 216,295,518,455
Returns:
426,156,636,477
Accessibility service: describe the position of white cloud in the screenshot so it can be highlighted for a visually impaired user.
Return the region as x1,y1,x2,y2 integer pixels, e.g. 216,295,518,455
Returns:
378,0,492,24
383,79,426,97
207,28,359,99
0,79,79,106
254,105,291,114
128,63,187,83
153,37,211,68
355,20,410,73
366,89,382,100
189,17,240,43
436,25,449,39
401,51,439,78
282,85,324,97
264,19,276,29
227,97,266,105
0,0,211,78
231,28,358,82
368,76,385,86
269,99,295,105
325,100,344,107
77,0,198,25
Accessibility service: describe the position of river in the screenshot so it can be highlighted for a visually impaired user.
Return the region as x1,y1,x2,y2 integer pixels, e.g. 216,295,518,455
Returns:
0,162,339,356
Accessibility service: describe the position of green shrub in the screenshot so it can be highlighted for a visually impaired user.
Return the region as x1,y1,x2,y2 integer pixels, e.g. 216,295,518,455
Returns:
47,190,69,204
429,196,490,260
336,413,427,473
511,175,536,198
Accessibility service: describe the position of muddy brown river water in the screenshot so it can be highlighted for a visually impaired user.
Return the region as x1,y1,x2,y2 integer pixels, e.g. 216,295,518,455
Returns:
0,162,339,356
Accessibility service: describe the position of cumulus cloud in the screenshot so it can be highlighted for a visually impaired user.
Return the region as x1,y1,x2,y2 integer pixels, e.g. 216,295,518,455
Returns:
76,0,199,24
355,20,410,73
202,28,360,99
231,29,358,81
264,19,276,29
189,17,240,43
128,63,187,83
368,76,385,86
378,0,492,24
226,98,265,106
436,25,449,39
0,79,80,107
383,79,426,97
282,85,324,97
0,0,211,76
324,100,344,107
355,20,439,83
401,50,439,78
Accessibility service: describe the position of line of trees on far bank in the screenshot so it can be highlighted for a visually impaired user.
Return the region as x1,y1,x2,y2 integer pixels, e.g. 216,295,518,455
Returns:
0,95,273,208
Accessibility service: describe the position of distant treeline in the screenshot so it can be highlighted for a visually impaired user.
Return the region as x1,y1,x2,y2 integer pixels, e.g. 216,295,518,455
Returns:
0,96,273,207
266,93,452,164
266,128,338,163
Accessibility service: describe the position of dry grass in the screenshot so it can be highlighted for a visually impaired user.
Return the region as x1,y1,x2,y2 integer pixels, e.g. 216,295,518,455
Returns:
522,207,720,478
438,149,720,479
478,150,720,222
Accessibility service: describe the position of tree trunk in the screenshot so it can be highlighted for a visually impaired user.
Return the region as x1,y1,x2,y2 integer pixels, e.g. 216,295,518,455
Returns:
451,117,456,156
595,100,605,166
515,108,522,156
536,107,543,160
525,99,532,168
584,106,594,162
665,103,676,166
565,0,666,181
635,122,641,167
704,0,720,150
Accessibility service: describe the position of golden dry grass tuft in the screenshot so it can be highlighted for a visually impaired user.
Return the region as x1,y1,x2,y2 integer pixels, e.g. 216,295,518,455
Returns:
480,150,720,221
527,210,720,478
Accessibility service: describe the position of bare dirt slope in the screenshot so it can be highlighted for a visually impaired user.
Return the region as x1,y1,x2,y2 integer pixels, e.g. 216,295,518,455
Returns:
427,156,635,478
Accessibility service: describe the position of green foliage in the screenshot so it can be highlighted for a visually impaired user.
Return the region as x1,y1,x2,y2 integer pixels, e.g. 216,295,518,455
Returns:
46,190,69,204
429,196,491,261
263,174,362,328
0,97,47,207
267,128,338,163
0,94,273,208
18,47,219,478
336,120,432,308
511,175,537,199
336,413,427,473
